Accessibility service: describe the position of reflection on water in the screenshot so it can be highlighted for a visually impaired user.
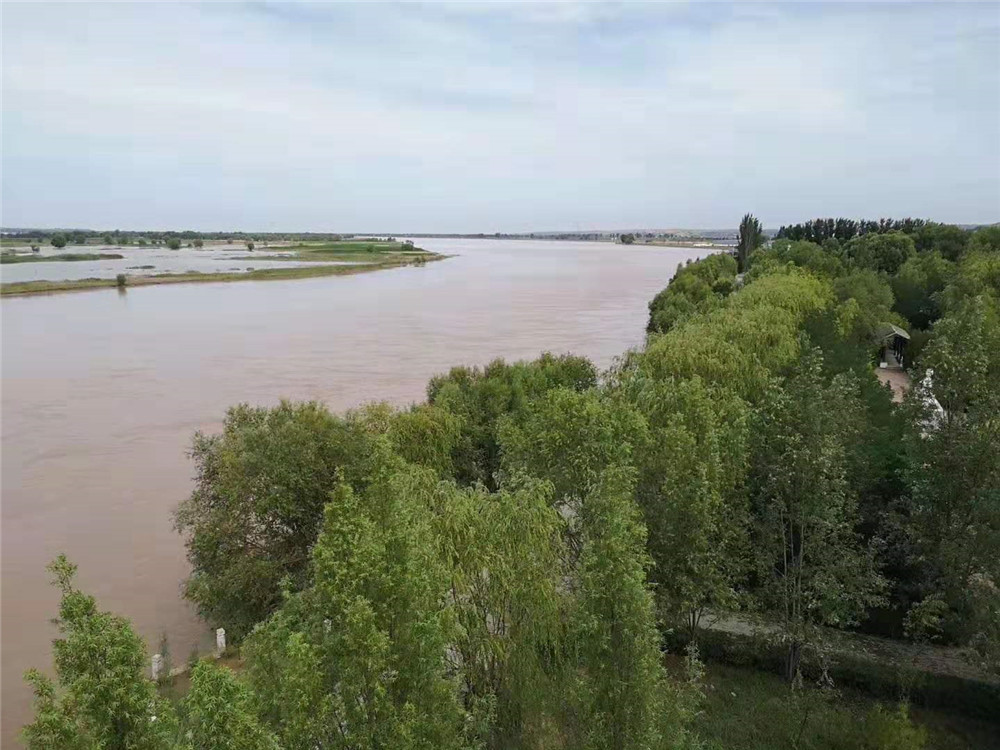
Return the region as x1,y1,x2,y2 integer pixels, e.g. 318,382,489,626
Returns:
0,238,706,743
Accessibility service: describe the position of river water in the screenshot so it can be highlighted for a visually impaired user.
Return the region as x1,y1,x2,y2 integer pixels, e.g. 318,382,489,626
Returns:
0,238,703,743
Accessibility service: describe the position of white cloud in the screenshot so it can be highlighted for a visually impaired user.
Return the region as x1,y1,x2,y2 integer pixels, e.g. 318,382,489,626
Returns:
2,1,997,231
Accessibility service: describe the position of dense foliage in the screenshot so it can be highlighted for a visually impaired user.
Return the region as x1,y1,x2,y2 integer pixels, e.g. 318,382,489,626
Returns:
775,217,928,243
25,216,998,748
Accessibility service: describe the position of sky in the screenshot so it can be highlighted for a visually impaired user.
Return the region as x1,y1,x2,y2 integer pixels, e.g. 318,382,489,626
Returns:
2,2,998,233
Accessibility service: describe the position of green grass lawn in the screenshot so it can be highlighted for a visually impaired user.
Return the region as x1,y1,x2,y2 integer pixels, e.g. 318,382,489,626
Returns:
692,662,999,750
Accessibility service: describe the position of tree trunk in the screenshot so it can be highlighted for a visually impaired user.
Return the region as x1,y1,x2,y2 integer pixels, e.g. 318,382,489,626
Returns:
785,640,802,682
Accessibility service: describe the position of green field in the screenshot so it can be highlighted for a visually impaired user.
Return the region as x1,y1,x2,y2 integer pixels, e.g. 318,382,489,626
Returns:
692,662,998,750
0,252,124,264
236,240,431,262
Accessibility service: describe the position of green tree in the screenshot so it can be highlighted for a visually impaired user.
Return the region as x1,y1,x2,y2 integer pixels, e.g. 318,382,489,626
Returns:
498,387,644,513
22,556,178,750
748,355,885,680
902,297,1000,652
736,212,763,273
427,353,597,489
641,269,832,401
751,239,844,279
166,238,182,250
434,477,566,747
940,250,1000,311
913,222,968,262
917,295,1000,414
175,401,376,639
844,232,915,275
246,241,255,251
626,374,751,637
50,233,68,249
891,251,953,329
102,233,114,245
646,253,737,334
243,465,468,749
567,466,695,750
967,224,1000,255
829,269,899,356
620,233,636,245
349,402,461,479
182,660,279,750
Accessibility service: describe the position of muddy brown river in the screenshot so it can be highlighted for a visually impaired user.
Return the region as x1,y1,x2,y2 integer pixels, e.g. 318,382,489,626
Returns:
0,238,704,743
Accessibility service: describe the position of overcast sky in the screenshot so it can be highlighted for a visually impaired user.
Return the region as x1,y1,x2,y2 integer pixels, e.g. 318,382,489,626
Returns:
2,2,998,232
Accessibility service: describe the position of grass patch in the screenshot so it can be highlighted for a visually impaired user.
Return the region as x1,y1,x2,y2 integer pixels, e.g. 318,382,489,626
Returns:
1,254,445,296
691,661,999,750
0,252,124,264
237,240,435,263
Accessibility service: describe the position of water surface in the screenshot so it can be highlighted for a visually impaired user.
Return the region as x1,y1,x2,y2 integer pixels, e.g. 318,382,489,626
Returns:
1,238,705,743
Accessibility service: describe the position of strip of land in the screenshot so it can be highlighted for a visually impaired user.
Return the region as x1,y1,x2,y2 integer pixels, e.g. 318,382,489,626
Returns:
0,252,125,264
1,242,443,297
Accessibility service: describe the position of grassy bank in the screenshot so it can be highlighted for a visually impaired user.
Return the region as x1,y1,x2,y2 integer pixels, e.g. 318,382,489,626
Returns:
234,240,429,263
1,254,443,297
0,252,125,264
692,661,999,750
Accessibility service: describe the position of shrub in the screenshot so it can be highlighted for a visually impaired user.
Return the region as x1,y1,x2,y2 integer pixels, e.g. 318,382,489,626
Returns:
864,703,927,750
116,274,127,288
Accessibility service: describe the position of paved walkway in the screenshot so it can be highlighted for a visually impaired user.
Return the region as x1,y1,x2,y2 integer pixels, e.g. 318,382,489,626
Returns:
704,614,998,685
875,354,912,403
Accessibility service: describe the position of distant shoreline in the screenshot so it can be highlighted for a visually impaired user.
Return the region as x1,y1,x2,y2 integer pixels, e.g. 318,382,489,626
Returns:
1,254,445,298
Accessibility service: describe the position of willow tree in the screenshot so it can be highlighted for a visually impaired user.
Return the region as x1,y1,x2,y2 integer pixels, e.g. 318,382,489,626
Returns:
242,463,468,750
566,466,696,750
22,556,178,750
175,401,377,640
748,354,885,681
903,295,1000,663
183,660,279,750
433,477,567,748
736,212,763,273
626,374,751,638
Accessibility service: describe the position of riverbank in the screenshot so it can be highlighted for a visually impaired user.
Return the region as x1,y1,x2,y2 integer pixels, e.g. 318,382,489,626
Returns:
1,252,125,264
1,250,443,296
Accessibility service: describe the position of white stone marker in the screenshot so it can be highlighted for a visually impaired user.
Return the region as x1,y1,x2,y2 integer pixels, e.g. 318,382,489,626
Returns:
216,627,226,655
151,653,163,681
